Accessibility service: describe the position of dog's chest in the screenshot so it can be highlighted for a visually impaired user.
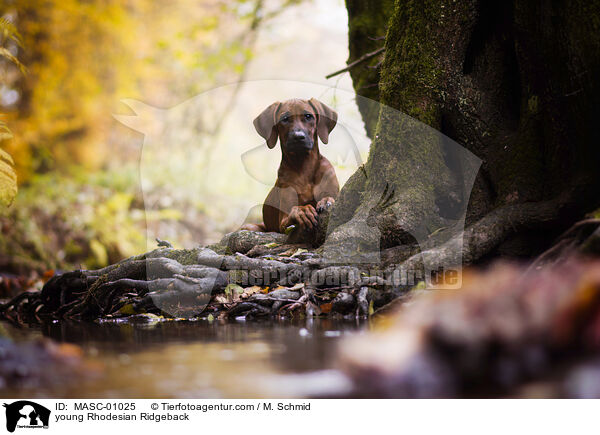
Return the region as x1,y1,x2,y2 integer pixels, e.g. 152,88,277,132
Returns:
296,184,316,206
284,175,314,205
277,161,320,206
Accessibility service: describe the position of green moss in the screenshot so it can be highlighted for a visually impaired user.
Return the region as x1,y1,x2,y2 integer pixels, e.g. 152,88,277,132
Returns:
163,248,201,265
378,0,446,126
327,0,462,244
345,0,396,136
206,242,231,255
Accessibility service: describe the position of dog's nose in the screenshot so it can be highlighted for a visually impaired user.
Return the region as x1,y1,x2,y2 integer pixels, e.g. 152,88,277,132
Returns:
290,130,306,141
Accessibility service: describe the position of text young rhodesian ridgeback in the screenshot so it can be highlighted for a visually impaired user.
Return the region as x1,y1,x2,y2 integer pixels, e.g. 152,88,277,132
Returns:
242,98,340,233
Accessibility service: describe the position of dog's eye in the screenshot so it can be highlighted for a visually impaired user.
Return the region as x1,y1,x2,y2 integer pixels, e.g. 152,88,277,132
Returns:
304,114,314,121
281,116,290,123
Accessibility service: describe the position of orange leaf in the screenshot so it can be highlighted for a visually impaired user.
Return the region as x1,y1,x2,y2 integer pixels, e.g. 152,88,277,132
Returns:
319,303,332,314
42,269,55,283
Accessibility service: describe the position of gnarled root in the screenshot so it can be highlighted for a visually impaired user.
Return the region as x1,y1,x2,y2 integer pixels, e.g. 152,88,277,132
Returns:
1,244,402,322
3,192,597,323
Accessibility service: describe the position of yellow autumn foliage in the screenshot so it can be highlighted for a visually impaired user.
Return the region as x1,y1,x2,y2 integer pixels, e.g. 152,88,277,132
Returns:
1,0,274,182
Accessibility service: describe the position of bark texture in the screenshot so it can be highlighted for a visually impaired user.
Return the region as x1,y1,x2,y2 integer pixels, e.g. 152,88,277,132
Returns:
332,0,600,263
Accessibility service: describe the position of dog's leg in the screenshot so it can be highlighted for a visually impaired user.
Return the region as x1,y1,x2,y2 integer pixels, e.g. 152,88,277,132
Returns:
240,223,266,232
313,163,339,213
316,196,335,213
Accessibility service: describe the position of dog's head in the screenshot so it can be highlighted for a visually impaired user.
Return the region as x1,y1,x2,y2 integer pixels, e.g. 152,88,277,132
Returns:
253,98,337,154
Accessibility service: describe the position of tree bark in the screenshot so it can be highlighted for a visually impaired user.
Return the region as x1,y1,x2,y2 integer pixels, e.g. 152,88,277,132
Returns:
330,0,600,263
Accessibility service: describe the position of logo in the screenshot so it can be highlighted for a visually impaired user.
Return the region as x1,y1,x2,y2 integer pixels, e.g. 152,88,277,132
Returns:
3,401,50,433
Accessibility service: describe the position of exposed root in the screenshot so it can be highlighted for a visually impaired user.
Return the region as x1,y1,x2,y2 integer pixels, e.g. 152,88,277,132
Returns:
529,219,600,271
384,194,583,279
1,243,399,323
2,192,597,324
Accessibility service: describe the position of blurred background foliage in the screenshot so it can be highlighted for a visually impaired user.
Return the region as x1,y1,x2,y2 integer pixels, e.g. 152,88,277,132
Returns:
0,16,21,208
2,0,303,180
0,0,363,275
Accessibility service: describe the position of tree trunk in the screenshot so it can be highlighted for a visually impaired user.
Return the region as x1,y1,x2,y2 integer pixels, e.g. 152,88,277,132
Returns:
329,0,600,264
345,0,395,137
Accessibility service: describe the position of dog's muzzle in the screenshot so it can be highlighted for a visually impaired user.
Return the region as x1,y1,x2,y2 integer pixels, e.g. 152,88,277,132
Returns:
286,130,313,151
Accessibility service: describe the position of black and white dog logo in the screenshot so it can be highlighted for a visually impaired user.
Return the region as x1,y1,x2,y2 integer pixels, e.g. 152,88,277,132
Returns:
3,401,50,432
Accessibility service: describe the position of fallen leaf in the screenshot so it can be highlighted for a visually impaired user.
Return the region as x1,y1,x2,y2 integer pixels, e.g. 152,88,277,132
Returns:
224,283,244,302
214,294,229,304
42,270,55,283
240,285,265,299
291,248,308,258
320,303,332,314
119,304,136,315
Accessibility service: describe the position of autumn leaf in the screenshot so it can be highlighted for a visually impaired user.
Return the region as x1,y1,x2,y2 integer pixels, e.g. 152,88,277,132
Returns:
119,304,136,315
42,269,56,283
0,18,27,74
319,303,332,314
291,248,308,258
240,285,266,299
0,146,17,207
224,283,244,302
0,47,26,74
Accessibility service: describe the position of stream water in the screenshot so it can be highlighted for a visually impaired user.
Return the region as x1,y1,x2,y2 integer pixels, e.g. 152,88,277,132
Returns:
1,318,367,398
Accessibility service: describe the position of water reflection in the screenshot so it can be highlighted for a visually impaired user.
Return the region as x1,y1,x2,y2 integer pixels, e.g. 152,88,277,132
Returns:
2,318,366,398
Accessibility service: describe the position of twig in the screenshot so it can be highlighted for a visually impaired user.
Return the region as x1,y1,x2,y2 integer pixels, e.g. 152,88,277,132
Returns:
325,47,385,79
0,291,39,317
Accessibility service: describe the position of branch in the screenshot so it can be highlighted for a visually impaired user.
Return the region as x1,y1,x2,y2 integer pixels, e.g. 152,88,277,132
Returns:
325,47,385,79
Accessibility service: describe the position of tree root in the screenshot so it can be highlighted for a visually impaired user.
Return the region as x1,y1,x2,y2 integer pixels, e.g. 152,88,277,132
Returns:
2,191,598,324
529,219,600,271
1,243,401,323
381,193,585,280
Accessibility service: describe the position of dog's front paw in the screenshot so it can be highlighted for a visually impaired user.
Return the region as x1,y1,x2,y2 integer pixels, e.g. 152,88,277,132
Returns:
288,204,318,229
316,196,335,213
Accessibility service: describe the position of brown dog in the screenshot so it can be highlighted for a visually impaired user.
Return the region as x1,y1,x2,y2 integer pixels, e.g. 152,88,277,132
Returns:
242,98,340,233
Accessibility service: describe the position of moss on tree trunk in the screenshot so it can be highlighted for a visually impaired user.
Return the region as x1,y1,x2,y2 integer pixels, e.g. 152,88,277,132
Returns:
345,0,395,137
331,0,600,263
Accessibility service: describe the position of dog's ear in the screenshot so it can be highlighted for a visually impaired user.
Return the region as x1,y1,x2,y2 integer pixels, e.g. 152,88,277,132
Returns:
308,98,338,144
253,102,281,149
